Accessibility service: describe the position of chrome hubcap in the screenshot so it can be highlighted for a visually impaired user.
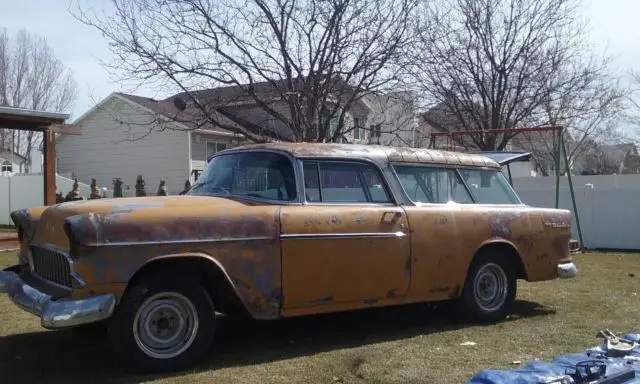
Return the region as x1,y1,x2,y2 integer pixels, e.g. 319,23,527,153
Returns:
133,292,199,359
474,263,508,312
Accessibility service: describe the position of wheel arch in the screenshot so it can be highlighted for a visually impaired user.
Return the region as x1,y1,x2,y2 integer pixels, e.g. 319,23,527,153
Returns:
469,240,528,281
123,253,253,318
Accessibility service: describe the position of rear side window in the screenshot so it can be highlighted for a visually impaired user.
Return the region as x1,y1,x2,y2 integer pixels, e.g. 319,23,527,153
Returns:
393,165,473,204
458,169,521,204
302,160,390,203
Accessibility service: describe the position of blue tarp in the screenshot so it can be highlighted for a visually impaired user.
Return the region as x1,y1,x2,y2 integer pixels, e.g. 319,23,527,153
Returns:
467,333,640,383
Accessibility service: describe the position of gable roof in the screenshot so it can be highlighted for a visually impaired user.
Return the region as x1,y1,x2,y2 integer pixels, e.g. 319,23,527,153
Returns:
0,149,27,162
71,75,377,144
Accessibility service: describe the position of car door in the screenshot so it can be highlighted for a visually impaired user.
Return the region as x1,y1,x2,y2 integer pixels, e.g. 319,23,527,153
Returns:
392,164,475,301
280,159,411,313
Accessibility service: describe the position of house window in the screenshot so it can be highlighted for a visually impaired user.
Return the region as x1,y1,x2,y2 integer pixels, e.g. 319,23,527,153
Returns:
206,141,227,160
329,117,339,137
373,124,382,138
1,160,11,173
354,118,361,139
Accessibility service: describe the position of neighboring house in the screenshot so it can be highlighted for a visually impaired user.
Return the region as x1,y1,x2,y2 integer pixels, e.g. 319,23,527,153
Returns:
56,82,418,195
360,91,425,147
573,143,640,175
0,147,42,176
0,149,27,176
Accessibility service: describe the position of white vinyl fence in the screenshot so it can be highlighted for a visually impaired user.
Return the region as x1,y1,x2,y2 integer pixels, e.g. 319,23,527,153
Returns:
0,174,91,225
2,172,640,250
512,174,640,250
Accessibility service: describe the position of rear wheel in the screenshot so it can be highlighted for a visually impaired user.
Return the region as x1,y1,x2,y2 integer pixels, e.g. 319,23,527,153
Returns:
461,251,516,323
107,272,216,373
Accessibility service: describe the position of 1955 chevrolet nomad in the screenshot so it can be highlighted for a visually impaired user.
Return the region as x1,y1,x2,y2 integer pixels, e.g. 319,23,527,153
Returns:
0,143,577,373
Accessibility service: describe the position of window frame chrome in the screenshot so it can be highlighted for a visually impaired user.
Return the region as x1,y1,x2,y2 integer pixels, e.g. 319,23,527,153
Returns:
297,157,399,206
389,162,525,207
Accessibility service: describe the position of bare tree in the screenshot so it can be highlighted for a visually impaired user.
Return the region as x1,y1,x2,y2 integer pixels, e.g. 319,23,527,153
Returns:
412,0,626,157
71,0,417,143
0,29,77,167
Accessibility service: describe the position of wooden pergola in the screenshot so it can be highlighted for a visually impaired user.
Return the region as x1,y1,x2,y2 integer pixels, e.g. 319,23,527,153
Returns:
0,106,81,205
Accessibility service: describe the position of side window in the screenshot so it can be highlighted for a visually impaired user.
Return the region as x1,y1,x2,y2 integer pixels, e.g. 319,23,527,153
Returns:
302,160,390,203
303,161,321,202
458,169,520,204
393,165,473,204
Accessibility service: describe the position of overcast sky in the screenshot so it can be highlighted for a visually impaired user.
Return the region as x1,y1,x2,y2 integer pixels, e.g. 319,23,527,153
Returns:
1,0,640,121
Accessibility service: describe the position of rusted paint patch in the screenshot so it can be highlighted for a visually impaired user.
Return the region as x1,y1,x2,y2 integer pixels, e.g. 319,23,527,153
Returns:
450,284,461,299
433,216,448,225
308,296,333,304
489,212,524,238
428,286,451,294
405,254,411,277
66,210,278,246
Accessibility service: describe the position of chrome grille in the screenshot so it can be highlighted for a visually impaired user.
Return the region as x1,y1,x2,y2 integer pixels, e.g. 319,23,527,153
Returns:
30,246,73,289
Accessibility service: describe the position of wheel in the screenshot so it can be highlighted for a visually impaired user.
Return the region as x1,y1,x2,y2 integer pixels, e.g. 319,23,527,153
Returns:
461,251,516,323
106,272,216,373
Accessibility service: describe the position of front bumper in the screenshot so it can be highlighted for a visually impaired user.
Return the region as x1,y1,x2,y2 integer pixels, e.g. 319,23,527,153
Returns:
557,262,578,279
0,268,115,329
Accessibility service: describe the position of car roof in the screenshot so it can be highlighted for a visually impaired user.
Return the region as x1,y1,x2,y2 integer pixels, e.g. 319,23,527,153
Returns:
224,142,501,169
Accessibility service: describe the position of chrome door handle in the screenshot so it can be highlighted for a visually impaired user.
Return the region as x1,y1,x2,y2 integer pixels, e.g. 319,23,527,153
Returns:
381,211,401,224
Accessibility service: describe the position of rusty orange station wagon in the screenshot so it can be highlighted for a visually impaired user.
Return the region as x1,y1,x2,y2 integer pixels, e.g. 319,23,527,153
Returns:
0,143,577,373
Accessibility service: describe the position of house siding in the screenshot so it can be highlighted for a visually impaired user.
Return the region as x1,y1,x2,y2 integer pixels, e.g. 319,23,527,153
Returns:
363,92,422,147
56,96,190,195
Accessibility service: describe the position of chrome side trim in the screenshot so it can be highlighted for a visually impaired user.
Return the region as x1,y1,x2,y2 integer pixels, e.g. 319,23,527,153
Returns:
281,231,407,240
88,236,275,247
0,269,115,329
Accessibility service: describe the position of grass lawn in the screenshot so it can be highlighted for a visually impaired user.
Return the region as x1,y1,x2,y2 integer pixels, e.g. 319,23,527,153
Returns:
0,251,639,383
0,225,15,232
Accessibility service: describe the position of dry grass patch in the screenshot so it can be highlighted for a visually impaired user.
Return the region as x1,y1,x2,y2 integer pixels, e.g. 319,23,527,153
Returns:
0,252,639,383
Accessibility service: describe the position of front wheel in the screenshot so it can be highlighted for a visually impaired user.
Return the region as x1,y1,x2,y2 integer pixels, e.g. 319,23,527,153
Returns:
461,251,516,323
107,272,216,373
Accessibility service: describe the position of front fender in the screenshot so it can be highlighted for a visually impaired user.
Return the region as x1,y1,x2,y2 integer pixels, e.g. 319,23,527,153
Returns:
137,253,282,320
67,206,283,320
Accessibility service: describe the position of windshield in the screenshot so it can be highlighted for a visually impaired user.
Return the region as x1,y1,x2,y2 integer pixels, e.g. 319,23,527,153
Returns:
392,165,521,205
186,151,297,201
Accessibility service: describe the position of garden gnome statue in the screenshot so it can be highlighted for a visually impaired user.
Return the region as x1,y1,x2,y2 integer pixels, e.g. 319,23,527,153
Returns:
89,178,102,199
135,175,147,197
113,178,123,197
157,179,168,196
55,190,64,203
65,179,83,201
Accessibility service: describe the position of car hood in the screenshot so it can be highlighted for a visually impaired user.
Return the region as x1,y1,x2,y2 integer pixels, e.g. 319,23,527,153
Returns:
14,195,280,250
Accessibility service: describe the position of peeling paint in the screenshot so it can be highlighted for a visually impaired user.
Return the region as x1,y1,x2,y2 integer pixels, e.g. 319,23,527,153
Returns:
308,296,333,304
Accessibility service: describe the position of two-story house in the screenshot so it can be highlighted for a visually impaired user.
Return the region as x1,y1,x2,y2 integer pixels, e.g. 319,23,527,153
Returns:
56,82,420,195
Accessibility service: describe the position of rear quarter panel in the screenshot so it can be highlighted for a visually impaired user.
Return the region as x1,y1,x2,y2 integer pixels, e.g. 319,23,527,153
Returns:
455,205,572,282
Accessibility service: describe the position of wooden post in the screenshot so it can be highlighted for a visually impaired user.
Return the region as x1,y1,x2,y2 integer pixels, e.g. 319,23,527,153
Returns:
43,128,56,205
